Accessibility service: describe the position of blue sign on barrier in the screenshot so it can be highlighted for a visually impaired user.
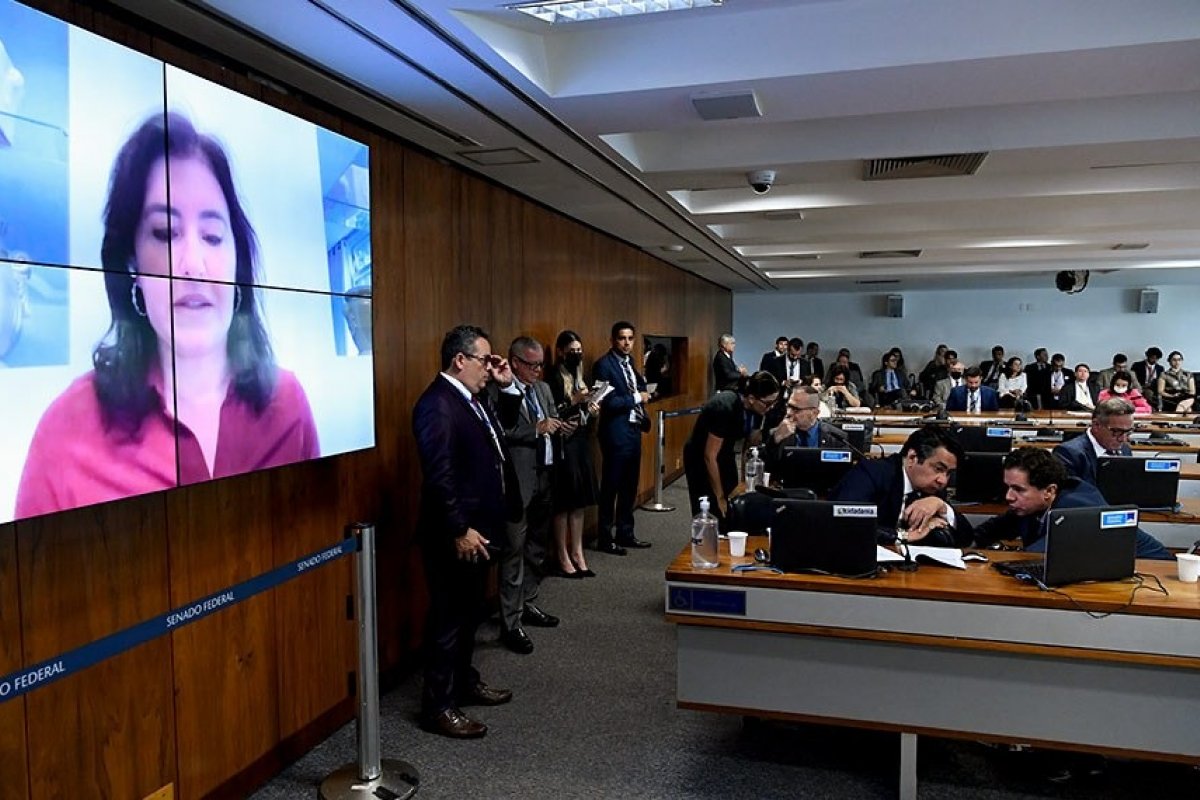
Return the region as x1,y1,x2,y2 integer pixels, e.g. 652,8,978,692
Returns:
0,535,360,703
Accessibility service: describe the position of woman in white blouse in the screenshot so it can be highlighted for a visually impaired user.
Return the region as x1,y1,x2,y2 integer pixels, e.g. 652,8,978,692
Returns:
997,356,1027,408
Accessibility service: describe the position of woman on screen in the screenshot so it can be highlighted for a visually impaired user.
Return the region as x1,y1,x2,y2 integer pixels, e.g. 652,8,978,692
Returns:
16,112,317,518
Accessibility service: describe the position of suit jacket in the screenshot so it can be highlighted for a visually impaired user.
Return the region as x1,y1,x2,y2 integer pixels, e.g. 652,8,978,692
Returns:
1052,432,1131,488
973,478,1104,548
1024,361,1055,408
868,368,913,403
1093,366,1142,393
1132,360,1164,393
828,454,973,547
945,385,1000,412
712,350,742,391
759,351,786,383
979,359,1005,388
763,420,851,474
804,356,825,381
492,379,560,507
594,350,647,444
931,376,963,407
413,376,521,553
1057,380,1100,411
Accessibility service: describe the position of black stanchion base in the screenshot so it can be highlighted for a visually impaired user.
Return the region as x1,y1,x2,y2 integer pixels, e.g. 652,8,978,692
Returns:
320,760,420,800
640,502,676,513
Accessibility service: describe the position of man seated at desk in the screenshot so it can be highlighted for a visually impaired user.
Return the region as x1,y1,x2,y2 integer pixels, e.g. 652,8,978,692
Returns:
828,426,973,548
1052,397,1133,486
763,386,850,476
973,447,1171,559
945,366,1000,414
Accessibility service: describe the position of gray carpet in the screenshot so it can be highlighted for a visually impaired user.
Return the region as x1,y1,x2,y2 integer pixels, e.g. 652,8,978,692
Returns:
252,480,1199,799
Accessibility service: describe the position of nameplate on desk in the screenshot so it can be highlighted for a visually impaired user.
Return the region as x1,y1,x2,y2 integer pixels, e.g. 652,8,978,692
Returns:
820,450,852,463
987,427,1013,438
1145,459,1181,473
669,587,746,616
842,423,865,431
1100,509,1139,529
833,504,877,518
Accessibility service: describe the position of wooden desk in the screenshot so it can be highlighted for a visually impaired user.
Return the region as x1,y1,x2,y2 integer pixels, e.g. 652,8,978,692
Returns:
666,539,1200,799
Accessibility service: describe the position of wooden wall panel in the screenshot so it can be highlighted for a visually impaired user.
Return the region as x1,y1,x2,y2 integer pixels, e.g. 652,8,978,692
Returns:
0,522,29,800
17,498,175,800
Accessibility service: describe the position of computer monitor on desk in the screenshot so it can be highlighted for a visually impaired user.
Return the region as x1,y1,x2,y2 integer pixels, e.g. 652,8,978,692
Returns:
1096,457,1181,510
830,419,875,455
777,447,856,497
952,452,1007,503
950,424,1013,453
993,505,1138,586
771,499,879,577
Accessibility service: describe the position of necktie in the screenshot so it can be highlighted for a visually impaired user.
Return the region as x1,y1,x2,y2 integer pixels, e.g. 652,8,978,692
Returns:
471,395,504,461
524,386,542,421
789,359,799,380
622,357,646,423
969,390,979,414
886,370,898,392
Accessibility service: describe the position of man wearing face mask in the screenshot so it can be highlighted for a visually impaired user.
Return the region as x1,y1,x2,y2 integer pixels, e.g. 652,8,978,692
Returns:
931,359,966,408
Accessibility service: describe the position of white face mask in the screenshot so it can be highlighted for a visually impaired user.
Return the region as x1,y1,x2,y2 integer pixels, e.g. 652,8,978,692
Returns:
1112,385,1128,394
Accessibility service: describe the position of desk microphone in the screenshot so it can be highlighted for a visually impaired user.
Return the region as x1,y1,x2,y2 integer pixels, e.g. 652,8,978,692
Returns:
894,530,919,572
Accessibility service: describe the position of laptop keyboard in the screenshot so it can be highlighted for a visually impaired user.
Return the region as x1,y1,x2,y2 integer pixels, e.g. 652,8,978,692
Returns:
993,560,1046,583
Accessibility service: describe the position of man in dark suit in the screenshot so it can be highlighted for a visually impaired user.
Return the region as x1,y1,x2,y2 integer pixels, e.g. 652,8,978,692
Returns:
759,336,789,383
594,321,652,554
1132,347,1165,409
412,325,521,738
1024,348,1054,410
979,344,1006,389
1058,363,1100,411
945,367,1000,413
803,341,825,383
828,426,973,547
780,337,807,388
712,333,746,391
1052,398,1135,486
492,336,565,655
974,447,1170,559
763,386,852,476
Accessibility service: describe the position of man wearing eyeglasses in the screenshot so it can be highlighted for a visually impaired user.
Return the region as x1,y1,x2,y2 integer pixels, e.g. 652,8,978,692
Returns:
1052,398,1135,487
413,325,522,739
763,385,850,475
491,336,568,655
829,426,974,547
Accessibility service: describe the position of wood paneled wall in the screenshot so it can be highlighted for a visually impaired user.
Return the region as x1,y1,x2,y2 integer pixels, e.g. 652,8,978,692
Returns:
4,2,730,797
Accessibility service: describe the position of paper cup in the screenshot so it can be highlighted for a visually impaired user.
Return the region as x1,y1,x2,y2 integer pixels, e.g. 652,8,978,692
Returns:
1177,552,1200,583
727,531,749,558
761,471,771,488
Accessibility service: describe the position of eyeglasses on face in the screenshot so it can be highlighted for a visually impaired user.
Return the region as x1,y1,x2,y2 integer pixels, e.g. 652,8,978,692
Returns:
463,352,502,368
787,403,820,413
1105,426,1134,437
513,354,545,369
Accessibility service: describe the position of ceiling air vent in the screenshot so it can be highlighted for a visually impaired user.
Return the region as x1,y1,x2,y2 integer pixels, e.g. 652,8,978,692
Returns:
859,249,922,259
1111,243,1150,251
458,148,539,166
856,279,901,285
864,152,987,181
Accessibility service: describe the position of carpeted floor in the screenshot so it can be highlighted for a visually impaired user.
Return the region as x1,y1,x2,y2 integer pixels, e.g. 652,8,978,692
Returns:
252,480,1199,799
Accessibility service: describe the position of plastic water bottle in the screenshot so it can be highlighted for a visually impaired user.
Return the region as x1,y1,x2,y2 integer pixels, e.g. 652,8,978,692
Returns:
691,496,719,569
745,447,763,492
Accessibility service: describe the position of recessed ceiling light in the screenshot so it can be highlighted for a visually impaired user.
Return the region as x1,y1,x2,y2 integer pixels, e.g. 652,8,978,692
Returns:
510,0,723,24
659,244,685,253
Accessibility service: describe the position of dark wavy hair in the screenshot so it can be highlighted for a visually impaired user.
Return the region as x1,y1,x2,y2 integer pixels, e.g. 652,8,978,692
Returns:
738,370,780,401
96,112,275,435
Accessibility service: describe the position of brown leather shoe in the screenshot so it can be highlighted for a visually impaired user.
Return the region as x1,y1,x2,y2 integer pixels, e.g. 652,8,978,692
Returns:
422,707,487,739
460,681,513,707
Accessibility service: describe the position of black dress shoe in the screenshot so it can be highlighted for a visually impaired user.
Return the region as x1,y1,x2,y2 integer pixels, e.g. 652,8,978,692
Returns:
595,541,627,556
460,681,513,707
521,603,560,627
422,708,487,739
500,626,534,654
577,568,597,578
616,536,652,549
552,565,584,579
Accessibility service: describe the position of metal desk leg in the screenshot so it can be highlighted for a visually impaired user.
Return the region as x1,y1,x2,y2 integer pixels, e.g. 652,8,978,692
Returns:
899,732,918,800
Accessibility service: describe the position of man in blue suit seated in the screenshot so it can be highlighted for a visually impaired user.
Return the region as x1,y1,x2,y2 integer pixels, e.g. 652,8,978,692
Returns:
1052,397,1134,486
945,367,1000,413
829,425,973,547
973,447,1171,559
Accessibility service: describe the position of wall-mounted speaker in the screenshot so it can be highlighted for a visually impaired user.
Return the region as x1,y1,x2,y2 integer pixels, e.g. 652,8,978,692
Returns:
1139,288,1159,314
886,294,904,318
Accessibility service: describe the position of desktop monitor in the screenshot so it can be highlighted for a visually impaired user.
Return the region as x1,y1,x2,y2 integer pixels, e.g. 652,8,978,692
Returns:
952,451,1007,503
996,505,1138,586
776,446,856,497
770,499,879,577
1095,457,1181,510
949,424,1013,453
830,419,875,455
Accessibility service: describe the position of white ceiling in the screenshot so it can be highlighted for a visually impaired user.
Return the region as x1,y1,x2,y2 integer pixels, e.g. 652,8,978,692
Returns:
111,0,1200,293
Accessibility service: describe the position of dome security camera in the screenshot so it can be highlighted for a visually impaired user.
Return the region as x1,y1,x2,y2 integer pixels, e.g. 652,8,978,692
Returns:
746,169,776,194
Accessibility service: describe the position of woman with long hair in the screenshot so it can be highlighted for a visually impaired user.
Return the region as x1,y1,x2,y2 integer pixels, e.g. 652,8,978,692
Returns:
997,356,1027,408
548,330,600,577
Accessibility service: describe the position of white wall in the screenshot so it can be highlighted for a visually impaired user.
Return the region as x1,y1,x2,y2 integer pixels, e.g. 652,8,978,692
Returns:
733,285,1200,374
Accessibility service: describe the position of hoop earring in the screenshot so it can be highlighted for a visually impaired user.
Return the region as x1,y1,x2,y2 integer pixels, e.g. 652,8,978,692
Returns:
234,285,242,313
130,283,147,317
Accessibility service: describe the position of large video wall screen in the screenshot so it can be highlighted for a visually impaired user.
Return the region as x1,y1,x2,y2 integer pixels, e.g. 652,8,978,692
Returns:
1,0,375,522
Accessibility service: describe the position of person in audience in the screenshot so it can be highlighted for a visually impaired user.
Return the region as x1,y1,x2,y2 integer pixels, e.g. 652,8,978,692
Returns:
711,333,746,391
1157,350,1195,413
548,330,599,579
827,349,869,404
997,356,1027,408
1023,348,1054,410
412,324,519,738
1052,398,1134,487
931,359,966,407
829,425,973,547
824,364,862,411
979,344,1006,389
781,337,807,387
945,366,999,413
1048,352,1071,407
888,346,909,378
803,341,824,382
1058,363,1099,411
1132,347,1165,409
643,342,671,398
682,371,779,526
1098,370,1151,414
870,350,916,408
799,373,833,418
759,336,789,383
763,385,851,479
16,112,318,518
918,344,950,395
973,447,1170,559
1094,353,1142,395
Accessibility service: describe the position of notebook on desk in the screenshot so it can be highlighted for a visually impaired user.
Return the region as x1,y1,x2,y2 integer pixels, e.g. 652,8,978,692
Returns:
1096,456,1181,510
992,505,1138,586
770,499,878,577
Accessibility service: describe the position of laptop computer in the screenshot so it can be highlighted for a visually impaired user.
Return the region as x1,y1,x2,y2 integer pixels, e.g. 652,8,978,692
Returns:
831,419,875,455
952,451,1007,503
1096,456,1181,510
949,424,1013,453
776,446,856,496
770,499,879,577
993,505,1138,586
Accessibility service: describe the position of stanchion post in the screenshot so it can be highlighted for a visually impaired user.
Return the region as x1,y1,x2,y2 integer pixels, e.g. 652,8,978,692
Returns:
641,409,676,512
320,523,420,800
